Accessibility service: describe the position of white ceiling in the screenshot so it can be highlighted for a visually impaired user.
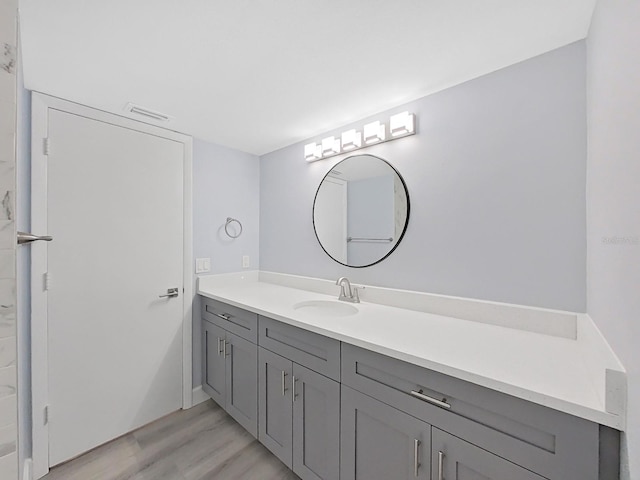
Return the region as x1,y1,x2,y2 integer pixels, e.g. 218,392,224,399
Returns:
19,0,597,156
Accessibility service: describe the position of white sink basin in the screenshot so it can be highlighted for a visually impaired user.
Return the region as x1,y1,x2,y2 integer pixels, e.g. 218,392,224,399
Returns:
293,300,359,317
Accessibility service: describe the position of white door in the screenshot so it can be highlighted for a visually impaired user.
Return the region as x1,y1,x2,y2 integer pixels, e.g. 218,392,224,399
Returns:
313,177,347,263
45,108,185,466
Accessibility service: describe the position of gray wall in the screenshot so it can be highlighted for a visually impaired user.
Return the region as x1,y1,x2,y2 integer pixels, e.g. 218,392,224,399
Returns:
260,42,587,312
192,138,260,386
586,1,640,478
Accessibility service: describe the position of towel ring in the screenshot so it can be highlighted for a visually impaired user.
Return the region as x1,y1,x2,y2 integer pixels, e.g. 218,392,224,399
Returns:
224,217,243,239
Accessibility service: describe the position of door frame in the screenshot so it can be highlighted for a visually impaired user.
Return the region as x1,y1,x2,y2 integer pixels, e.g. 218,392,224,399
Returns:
30,92,194,479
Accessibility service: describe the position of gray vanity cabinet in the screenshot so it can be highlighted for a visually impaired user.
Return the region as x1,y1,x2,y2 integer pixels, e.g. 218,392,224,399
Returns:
201,298,259,438
202,322,258,437
341,385,431,480
199,296,619,480
431,428,544,480
258,316,341,480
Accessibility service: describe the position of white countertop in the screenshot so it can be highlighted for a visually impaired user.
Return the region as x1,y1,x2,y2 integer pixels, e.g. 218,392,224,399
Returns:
197,271,625,430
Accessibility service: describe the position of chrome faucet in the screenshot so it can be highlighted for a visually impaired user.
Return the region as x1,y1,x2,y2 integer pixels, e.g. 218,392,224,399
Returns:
336,277,360,303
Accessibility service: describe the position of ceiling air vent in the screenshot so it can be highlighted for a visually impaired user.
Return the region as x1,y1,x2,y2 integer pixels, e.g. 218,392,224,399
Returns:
124,103,171,122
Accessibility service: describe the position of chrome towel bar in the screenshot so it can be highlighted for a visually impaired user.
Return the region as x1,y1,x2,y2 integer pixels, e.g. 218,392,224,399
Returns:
347,237,393,243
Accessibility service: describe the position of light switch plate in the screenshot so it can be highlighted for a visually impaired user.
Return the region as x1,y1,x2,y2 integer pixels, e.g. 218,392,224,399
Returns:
242,255,250,268
196,257,211,273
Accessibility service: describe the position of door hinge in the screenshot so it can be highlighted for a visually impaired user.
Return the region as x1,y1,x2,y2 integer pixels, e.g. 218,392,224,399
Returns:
44,272,51,291
44,405,49,425
43,138,50,156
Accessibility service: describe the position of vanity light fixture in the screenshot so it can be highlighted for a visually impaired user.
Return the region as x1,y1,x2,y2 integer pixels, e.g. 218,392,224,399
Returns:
341,129,362,151
303,112,416,161
390,111,415,137
304,142,322,162
363,121,386,144
321,136,341,156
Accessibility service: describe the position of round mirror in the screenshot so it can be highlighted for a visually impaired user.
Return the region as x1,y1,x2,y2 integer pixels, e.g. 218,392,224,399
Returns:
313,154,410,267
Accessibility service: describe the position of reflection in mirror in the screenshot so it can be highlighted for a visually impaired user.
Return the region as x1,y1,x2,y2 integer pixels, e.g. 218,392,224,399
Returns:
313,154,410,267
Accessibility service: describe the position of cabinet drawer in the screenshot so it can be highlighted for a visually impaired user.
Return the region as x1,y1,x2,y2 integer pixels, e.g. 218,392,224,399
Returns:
259,316,341,381
202,298,258,343
342,343,600,480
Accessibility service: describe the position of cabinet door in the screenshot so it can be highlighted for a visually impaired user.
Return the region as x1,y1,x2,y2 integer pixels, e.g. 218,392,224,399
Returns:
259,347,293,468
225,332,258,438
292,364,340,480
431,428,545,480
202,321,226,408
341,386,430,480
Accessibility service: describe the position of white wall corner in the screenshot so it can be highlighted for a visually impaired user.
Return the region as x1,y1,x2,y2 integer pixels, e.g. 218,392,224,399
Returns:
191,386,210,407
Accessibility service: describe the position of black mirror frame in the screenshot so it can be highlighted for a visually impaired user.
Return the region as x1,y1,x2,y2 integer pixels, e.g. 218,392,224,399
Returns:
312,154,411,268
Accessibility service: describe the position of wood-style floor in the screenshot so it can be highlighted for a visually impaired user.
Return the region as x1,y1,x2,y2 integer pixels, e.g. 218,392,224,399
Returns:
42,400,300,480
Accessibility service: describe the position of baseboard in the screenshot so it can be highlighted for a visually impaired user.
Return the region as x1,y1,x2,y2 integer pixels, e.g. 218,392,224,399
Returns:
192,385,210,406
22,458,32,480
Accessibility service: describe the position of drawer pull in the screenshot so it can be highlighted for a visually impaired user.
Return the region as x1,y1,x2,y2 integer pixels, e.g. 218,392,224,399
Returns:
214,313,231,321
410,389,451,409
438,451,445,480
413,439,420,477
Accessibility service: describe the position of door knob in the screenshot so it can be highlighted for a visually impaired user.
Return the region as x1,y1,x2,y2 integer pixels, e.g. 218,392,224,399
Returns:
17,231,53,245
159,288,179,298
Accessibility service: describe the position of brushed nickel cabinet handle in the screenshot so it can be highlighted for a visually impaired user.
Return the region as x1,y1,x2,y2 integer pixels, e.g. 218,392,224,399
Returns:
292,376,298,401
223,340,230,357
214,313,231,321
217,337,223,356
438,451,445,480
281,370,287,396
414,439,421,477
410,389,451,409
